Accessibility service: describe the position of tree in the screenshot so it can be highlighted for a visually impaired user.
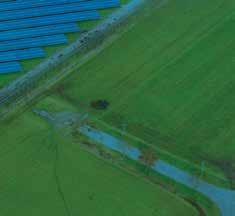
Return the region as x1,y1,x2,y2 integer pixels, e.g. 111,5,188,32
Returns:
90,99,109,110
139,148,158,176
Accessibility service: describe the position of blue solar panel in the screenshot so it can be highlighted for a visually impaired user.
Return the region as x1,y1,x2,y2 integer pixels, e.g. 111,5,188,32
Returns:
0,62,21,74
0,0,87,12
0,0,120,21
0,34,67,52
0,11,99,31
0,48,45,62
0,0,120,74
0,23,79,42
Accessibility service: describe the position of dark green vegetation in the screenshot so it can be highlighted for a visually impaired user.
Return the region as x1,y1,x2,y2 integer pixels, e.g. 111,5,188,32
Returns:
47,0,235,186
0,111,198,216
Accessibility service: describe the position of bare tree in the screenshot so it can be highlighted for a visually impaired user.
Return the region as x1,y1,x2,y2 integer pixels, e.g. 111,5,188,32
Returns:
139,148,158,176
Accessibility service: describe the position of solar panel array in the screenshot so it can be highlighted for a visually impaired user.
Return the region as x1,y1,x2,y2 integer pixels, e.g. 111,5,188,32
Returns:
0,0,120,74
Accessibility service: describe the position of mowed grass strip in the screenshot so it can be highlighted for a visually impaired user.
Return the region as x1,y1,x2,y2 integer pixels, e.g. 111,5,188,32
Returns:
0,112,197,216
56,0,235,180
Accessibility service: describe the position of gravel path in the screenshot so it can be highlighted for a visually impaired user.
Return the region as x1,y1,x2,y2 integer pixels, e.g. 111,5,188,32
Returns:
34,109,235,215
80,126,235,216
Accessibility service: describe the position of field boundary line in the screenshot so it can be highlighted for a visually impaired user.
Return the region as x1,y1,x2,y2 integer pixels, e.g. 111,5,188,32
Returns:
94,118,230,186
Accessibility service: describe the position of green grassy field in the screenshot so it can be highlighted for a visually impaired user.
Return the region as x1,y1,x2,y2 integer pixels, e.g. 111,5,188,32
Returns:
45,0,235,184
0,0,234,214
0,111,198,216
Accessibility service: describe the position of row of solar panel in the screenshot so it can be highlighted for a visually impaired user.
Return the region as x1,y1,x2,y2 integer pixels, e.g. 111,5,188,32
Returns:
0,48,44,63
0,11,99,31
0,48,44,73
0,35,67,73
0,0,86,12
0,62,21,74
0,23,79,42
0,34,68,52
0,0,120,22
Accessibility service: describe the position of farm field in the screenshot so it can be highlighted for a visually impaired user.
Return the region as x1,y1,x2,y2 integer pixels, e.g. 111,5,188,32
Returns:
0,0,234,215
0,111,198,216
47,0,235,184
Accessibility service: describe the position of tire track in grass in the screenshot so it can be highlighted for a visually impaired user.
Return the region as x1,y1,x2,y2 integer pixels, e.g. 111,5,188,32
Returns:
52,127,72,216
101,1,235,118
0,132,51,202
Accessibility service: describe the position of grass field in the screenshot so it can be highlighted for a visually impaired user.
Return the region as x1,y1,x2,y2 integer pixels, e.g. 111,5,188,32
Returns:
0,0,234,214
44,0,235,184
0,111,198,216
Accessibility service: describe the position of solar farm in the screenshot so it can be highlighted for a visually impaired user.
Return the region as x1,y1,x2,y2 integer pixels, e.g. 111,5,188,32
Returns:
0,0,119,75
0,0,235,216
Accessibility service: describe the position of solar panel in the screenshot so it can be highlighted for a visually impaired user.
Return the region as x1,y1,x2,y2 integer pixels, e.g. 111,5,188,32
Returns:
0,62,21,74
0,23,79,42
0,48,45,62
0,0,120,74
0,11,99,31
0,0,87,12
0,34,68,52
0,0,120,21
